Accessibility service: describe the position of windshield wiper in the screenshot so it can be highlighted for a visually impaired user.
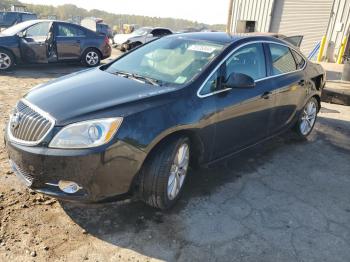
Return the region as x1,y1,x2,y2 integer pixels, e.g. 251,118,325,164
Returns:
113,70,162,86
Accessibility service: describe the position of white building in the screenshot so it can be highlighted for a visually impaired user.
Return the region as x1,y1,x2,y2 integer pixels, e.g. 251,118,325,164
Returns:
228,0,350,62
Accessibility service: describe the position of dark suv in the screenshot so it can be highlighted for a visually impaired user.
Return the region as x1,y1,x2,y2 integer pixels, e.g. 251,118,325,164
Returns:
0,11,37,29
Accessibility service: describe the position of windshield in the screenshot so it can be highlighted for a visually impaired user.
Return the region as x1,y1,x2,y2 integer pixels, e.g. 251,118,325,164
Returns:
132,27,150,36
1,20,38,36
106,37,224,85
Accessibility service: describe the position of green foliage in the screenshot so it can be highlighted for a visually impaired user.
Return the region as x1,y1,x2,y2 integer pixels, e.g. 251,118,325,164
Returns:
1,0,225,31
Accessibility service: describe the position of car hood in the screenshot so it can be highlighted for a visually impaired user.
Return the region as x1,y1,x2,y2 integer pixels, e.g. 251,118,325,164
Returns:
24,68,177,125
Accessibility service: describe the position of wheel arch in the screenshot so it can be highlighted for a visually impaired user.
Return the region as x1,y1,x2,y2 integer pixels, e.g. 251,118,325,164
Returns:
312,94,321,112
129,129,205,193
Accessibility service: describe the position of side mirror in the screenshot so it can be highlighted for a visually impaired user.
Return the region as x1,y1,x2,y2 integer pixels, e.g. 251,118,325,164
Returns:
224,73,255,89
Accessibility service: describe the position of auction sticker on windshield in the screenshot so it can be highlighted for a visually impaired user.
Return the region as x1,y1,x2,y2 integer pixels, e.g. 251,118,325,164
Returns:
188,44,219,53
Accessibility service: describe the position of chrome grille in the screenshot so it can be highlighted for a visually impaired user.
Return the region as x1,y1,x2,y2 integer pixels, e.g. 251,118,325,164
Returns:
8,100,55,145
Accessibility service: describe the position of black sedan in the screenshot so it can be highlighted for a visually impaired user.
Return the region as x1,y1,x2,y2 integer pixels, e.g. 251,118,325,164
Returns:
5,33,325,209
0,20,112,70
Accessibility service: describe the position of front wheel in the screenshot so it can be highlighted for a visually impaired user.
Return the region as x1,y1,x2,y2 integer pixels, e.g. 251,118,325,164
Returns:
293,97,319,138
139,137,190,210
82,48,101,67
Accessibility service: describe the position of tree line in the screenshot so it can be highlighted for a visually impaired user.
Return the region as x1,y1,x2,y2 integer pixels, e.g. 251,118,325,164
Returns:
1,0,225,32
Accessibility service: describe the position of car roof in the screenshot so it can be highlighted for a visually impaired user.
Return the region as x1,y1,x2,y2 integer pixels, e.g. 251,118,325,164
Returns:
167,32,292,47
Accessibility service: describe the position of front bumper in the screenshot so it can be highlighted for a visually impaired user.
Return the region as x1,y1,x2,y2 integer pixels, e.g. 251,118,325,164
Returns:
4,134,145,203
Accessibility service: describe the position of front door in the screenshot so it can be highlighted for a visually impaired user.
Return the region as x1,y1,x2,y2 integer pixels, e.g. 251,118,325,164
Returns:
55,23,84,61
19,21,51,63
201,43,275,159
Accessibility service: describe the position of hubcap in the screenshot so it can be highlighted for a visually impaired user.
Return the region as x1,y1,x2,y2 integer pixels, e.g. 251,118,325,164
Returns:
86,51,99,65
300,100,317,135
167,143,190,200
0,52,11,69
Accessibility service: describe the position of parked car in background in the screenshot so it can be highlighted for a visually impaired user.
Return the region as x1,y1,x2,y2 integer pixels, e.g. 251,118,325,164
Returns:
0,20,111,70
5,33,325,210
113,27,172,51
81,17,114,43
0,11,37,31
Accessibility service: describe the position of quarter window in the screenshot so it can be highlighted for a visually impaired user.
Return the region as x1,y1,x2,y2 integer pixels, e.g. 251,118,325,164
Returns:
225,43,266,80
292,50,306,69
200,70,220,95
269,44,297,75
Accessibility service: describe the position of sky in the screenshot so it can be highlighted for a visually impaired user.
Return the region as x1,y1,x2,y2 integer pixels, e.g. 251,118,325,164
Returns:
23,0,229,25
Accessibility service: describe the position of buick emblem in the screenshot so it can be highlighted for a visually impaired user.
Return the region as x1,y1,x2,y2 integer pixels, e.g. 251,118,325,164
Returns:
10,113,22,130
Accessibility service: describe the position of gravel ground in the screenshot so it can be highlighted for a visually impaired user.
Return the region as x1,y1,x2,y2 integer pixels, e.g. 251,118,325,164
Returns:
0,54,350,261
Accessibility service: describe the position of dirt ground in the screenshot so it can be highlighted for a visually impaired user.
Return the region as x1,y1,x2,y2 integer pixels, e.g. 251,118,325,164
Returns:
0,52,350,262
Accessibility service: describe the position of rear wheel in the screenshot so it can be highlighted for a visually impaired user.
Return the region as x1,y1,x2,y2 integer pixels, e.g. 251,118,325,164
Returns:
0,49,15,71
82,48,101,67
139,137,190,210
293,97,319,138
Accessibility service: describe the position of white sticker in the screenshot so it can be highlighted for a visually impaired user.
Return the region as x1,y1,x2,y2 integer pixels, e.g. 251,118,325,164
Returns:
188,44,218,53
175,76,187,84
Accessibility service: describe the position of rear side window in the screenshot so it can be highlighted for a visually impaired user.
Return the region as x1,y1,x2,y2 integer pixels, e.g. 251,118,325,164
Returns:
225,43,266,80
269,44,297,75
292,50,306,69
57,24,85,37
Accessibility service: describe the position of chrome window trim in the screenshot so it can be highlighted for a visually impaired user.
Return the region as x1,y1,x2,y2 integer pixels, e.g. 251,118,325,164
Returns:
197,40,307,98
7,98,56,146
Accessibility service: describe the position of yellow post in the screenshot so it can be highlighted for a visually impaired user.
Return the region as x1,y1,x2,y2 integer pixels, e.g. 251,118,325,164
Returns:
317,36,327,62
337,36,347,64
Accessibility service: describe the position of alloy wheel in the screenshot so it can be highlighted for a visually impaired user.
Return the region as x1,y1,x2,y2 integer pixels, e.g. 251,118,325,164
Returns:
167,143,190,200
0,52,12,70
300,100,317,135
85,51,99,66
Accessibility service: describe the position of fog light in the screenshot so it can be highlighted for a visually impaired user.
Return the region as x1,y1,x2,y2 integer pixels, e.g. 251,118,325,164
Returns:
58,180,82,194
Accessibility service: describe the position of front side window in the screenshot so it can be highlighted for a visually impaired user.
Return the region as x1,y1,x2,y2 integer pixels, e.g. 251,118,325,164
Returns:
269,44,297,75
57,24,85,37
225,43,266,80
25,22,50,37
106,37,224,85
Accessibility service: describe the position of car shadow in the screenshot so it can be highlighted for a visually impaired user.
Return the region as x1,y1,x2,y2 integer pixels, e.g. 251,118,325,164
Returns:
60,122,343,260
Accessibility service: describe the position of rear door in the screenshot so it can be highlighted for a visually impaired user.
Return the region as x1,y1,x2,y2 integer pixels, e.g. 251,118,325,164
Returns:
266,43,306,134
55,22,85,61
20,21,51,63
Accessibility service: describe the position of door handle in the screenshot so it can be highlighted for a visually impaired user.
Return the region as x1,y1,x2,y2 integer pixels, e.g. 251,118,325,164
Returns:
261,91,271,99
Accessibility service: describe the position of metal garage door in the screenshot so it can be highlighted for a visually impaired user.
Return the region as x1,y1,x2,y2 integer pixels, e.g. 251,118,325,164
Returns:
270,0,333,56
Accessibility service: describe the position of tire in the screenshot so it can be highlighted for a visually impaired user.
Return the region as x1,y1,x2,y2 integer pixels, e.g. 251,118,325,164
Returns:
0,48,15,71
139,136,190,210
293,97,319,138
82,48,101,67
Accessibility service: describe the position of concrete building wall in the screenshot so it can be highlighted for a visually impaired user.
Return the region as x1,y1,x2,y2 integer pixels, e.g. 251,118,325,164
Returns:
325,0,350,62
269,0,333,56
229,0,275,33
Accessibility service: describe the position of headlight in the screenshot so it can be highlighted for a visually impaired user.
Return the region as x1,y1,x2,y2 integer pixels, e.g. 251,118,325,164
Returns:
49,118,123,149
